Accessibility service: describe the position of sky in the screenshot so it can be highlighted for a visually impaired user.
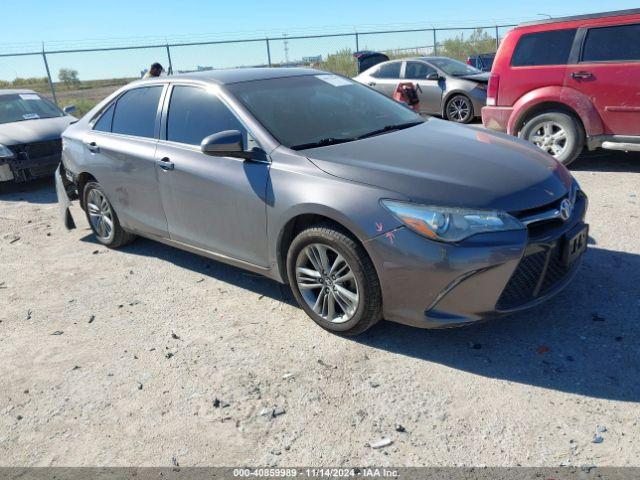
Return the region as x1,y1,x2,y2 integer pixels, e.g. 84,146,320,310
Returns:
0,0,637,81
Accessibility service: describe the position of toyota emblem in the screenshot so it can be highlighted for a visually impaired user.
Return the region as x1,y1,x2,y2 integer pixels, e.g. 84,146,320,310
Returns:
559,199,572,221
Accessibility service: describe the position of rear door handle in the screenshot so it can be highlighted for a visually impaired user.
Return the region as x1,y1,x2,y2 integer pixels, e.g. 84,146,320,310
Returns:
571,71,593,79
156,157,174,171
85,141,99,153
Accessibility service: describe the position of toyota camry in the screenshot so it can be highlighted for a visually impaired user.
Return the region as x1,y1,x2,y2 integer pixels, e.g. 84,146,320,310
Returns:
56,68,588,335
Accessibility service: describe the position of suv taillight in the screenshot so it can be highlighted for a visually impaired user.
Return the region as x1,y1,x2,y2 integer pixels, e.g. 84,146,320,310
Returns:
487,73,500,106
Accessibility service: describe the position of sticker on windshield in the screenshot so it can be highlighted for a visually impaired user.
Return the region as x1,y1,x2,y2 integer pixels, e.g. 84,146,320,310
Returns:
316,74,352,87
22,113,40,120
19,93,40,101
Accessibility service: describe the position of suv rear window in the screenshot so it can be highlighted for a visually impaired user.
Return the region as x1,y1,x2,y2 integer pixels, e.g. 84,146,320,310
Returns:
511,29,577,66
582,23,640,62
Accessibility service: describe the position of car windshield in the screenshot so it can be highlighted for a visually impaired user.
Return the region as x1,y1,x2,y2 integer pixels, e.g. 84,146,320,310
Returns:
0,93,64,125
429,58,482,77
226,74,423,150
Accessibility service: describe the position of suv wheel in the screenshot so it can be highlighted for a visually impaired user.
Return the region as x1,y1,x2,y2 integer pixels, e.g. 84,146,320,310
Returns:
83,181,135,248
520,111,584,166
445,94,474,123
286,224,382,335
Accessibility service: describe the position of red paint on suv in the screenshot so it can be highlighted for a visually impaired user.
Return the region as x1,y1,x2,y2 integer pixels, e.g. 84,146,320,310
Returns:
482,9,640,165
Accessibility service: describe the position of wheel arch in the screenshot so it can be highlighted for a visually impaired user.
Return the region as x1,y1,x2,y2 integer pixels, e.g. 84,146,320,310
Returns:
441,90,473,117
508,86,603,137
275,211,374,285
76,172,98,209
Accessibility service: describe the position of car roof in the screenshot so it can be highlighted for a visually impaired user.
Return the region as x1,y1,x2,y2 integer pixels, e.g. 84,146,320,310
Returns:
517,8,640,28
0,89,37,96
418,57,458,62
141,67,323,85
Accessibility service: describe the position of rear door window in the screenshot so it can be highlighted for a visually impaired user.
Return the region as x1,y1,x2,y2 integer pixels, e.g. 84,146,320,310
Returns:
582,23,640,62
371,62,402,79
111,86,163,138
511,29,577,66
166,85,245,146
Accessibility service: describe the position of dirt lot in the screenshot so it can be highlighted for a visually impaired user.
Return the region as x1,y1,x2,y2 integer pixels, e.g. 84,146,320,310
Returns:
0,150,638,467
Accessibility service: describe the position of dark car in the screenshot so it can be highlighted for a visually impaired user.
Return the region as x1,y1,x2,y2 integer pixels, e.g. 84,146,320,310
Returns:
57,68,588,335
0,90,76,185
467,53,495,72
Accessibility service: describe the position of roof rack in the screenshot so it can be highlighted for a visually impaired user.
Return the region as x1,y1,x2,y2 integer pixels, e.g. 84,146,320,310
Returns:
518,8,640,27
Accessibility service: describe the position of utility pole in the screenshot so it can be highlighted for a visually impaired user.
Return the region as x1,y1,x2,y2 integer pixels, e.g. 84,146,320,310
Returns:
41,43,57,105
283,33,290,64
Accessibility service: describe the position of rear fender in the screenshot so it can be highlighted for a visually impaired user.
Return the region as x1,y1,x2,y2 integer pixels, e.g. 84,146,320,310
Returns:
508,86,604,137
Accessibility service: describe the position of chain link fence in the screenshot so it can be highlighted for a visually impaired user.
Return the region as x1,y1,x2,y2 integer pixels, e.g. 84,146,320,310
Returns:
0,24,516,116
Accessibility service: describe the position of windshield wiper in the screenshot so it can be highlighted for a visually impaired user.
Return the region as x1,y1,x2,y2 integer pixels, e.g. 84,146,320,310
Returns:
290,137,357,150
357,121,423,140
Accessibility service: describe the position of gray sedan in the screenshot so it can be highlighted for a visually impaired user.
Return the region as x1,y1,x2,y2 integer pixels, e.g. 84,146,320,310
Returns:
57,68,587,335
0,90,76,185
354,57,489,123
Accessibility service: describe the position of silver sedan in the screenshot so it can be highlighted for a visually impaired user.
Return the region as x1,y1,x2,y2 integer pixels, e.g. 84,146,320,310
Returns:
354,56,489,123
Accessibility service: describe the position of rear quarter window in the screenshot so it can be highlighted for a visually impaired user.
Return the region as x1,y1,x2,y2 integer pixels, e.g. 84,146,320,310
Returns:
582,23,640,62
511,29,577,66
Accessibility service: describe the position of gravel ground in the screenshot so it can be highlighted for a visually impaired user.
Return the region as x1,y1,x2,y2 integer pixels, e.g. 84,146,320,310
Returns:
0,149,638,467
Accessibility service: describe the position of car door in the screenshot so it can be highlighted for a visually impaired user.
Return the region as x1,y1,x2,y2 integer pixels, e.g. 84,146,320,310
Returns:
404,60,443,115
366,61,403,97
83,85,169,238
565,22,640,135
154,84,270,267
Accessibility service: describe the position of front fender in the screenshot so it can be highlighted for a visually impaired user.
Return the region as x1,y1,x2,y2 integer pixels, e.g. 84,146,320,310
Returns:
508,86,604,136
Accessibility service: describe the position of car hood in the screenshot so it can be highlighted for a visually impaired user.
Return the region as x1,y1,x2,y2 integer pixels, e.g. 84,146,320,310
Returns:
456,72,490,83
303,118,573,213
0,116,75,145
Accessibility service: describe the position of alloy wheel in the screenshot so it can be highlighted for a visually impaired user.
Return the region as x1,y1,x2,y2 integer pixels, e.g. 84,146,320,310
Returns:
447,96,472,122
87,189,115,242
528,121,568,158
295,243,359,324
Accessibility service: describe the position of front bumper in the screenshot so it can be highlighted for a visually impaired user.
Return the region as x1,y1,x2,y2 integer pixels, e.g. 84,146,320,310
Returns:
0,140,62,183
55,165,78,230
481,106,514,133
366,193,588,328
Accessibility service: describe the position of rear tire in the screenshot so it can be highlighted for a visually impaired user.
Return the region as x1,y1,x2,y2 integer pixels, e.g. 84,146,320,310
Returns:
83,181,135,248
286,224,382,336
445,94,474,124
519,111,584,166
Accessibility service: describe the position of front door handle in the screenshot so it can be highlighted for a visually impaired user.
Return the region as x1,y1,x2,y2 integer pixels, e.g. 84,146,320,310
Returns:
156,157,174,171
570,71,593,80
85,141,99,153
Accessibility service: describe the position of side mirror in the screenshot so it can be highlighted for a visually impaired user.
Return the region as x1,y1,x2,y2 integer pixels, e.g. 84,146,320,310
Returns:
426,73,440,81
63,105,77,115
200,130,251,159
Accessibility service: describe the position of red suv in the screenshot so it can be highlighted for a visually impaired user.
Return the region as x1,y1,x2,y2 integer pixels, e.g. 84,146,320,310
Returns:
482,9,640,165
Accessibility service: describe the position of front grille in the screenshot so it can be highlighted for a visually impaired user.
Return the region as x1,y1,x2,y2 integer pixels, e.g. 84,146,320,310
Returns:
496,242,576,310
9,139,62,160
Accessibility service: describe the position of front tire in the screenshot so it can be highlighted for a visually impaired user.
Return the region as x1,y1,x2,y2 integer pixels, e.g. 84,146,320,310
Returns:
83,181,135,248
445,94,474,123
286,224,382,335
519,111,584,166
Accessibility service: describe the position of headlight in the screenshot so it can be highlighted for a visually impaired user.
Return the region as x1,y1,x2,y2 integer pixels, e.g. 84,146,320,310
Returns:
382,200,524,243
0,144,15,159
